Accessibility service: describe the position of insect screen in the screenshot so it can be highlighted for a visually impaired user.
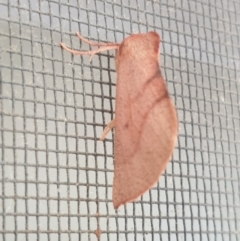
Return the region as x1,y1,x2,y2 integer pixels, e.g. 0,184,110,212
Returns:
0,0,239,240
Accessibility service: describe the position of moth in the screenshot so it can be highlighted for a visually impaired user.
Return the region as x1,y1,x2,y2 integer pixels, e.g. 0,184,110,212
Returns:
60,32,178,209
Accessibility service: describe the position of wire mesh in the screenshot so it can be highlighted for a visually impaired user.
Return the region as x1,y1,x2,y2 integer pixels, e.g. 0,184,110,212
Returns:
0,0,240,240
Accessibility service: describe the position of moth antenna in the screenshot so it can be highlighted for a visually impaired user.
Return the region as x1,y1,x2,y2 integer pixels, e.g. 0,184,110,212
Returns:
60,43,119,59
76,32,119,47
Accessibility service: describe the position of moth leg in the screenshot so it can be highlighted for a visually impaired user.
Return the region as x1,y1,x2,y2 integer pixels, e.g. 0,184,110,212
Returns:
75,32,119,47
99,119,115,141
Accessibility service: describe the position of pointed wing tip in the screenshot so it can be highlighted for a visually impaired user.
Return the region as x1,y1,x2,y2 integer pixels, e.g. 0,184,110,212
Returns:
113,200,122,210
113,196,133,209
113,204,120,210
113,191,143,210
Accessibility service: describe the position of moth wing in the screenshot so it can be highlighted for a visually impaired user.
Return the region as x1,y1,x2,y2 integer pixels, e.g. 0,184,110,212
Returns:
113,35,178,208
